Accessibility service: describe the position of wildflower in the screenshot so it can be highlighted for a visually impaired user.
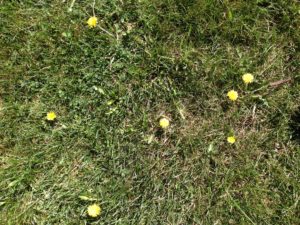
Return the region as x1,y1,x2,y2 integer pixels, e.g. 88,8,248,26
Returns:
87,16,97,28
87,204,101,217
227,136,236,144
242,73,254,84
159,118,170,129
46,111,57,121
227,90,238,101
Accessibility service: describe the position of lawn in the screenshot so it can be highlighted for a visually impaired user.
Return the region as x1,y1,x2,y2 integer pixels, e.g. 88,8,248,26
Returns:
0,0,299,224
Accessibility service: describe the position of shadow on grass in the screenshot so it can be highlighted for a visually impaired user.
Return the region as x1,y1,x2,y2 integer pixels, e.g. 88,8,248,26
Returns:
290,107,300,143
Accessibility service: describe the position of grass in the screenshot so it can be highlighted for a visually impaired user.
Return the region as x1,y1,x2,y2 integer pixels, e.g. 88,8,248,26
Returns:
0,0,299,224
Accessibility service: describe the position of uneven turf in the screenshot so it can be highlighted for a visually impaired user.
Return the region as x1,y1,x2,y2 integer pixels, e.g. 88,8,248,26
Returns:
0,0,299,224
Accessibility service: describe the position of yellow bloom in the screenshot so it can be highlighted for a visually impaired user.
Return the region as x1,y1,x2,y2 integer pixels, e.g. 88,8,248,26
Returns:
87,204,101,217
87,16,97,28
242,73,254,84
159,118,170,129
227,136,236,144
46,111,57,121
227,90,238,101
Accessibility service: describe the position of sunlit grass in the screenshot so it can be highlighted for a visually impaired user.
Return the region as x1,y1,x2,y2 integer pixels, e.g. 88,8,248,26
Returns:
0,0,299,224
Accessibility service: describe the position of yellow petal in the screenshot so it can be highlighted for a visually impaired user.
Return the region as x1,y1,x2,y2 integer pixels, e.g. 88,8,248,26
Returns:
227,90,238,101
87,16,97,28
227,136,236,144
159,118,170,129
87,204,101,217
242,73,254,84
46,112,57,121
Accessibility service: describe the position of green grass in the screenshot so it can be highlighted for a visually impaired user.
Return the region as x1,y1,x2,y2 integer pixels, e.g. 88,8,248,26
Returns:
0,0,300,224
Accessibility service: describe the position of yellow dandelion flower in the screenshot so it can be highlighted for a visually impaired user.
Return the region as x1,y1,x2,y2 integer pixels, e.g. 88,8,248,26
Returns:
242,73,254,84
227,136,236,144
46,111,57,121
159,118,170,129
87,204,101,218
227,90,238,101
87,16,97,28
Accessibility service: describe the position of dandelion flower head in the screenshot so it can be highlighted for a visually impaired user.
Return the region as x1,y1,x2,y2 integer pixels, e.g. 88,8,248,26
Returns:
159,118,170,129
46,111,57,121
227,136,236,144
242,73,254,84
87,16,97,28
87,204,101,217
227,90,238,101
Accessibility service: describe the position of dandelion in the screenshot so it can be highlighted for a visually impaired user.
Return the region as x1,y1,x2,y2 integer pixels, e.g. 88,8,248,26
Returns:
227,136,236,144
87,204,101,217
227,90,238,101
46,111,57,121
159,118,170,129
87,16,97,28
242,73,254,84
